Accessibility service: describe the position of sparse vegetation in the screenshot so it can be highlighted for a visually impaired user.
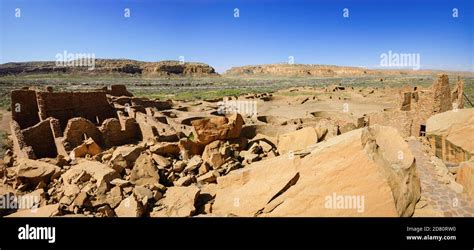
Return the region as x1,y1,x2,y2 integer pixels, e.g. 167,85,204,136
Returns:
0,131,12,157
0,74,472,104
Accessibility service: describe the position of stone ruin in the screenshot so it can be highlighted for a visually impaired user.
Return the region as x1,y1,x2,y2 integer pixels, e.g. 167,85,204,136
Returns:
9,85,172,160
2,75,472,218
367,74,466,137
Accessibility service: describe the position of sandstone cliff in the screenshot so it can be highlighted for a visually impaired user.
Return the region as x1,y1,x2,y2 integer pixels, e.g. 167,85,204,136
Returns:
224,64,473,77
0,59,217,77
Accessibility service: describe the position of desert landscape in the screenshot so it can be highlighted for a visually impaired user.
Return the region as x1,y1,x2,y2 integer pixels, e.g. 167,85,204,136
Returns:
0,61,473,218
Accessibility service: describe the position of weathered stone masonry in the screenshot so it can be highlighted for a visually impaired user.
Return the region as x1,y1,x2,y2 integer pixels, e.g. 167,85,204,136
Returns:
9,85,148,159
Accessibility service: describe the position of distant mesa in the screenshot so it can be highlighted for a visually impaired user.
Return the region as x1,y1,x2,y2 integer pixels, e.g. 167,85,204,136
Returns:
0,59,218,77
224,63,474,77
1,60,473,78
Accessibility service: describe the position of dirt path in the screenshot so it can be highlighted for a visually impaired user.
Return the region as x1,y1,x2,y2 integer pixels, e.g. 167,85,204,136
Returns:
0,109,11,133
408,139,474,217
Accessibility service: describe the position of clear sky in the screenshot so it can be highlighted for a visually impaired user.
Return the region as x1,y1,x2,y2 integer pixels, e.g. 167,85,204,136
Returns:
0,0,473,73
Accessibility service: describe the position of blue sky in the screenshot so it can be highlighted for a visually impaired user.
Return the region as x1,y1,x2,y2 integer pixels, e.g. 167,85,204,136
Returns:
0,0,473,72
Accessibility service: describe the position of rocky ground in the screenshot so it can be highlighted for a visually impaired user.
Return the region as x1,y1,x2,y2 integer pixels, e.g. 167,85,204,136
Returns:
0,76,472,217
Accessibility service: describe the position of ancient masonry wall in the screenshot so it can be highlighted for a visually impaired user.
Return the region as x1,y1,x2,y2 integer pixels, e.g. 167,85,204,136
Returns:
9,118,60,159
100,118,142,148
21,118,58,158
10,85,144,159
10,120,35,159
432,74,452,114
11,90,40,129
62,117,103,151
36,91,118,131
428,134,472,164
368,74,459,137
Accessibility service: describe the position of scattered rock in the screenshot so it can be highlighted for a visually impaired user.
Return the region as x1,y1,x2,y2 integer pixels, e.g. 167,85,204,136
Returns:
73,192,91,208
202,140,232,169
213,126,420,217
133,185,154,201
151,186,200,217
15,159,60,187
174,175,194,187
62,160,119,190
71,138,102,158
106,186,123,208
197,171,219,184
151,154,171,168
183,155,202,174
129,153,160,186
172,160,186,173
150,142,180,156
6,204,60,217
114,195,144,217
191,113,244,145
110,145,145,168
110,178,131,187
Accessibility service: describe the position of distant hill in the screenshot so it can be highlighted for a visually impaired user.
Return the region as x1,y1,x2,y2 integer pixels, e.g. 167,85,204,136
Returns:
224,64,474,77
0,59,218,77
1,60,472,78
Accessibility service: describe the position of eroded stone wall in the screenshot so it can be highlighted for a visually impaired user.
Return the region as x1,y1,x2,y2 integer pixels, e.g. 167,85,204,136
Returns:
11,90,40,129
432,74,452,114
10,119,58,159
21,118,58,158
100,118,142,148
36,91,117,130
368,74,459,137
9,86,143,159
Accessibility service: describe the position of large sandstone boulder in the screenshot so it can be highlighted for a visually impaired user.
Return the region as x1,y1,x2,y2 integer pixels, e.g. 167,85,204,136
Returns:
426,109,474,164
6,204,60,217
110,145,145,167
149,142,180,156
457,160,474,198
151,186,200,217
360,125,420,216
212,156,300,216
114,195,144,217
129,153,160,186
71,138,102,158
277,127,320,154
212,125,420,217
191,114,244,145
202,140,232,169
61,160,119,193
15,159,60,187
